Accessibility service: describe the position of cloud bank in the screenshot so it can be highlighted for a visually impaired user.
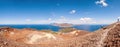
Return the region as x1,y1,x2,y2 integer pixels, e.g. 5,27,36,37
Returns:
95,0,108,7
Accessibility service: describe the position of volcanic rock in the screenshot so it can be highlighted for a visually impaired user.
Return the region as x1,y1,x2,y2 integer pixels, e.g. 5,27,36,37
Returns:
0,22,120,47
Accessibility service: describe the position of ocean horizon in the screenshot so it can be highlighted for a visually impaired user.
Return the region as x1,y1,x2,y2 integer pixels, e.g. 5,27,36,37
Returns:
0,24,107,32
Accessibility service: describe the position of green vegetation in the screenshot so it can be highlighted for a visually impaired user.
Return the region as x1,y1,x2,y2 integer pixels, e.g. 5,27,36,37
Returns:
40,27,77,34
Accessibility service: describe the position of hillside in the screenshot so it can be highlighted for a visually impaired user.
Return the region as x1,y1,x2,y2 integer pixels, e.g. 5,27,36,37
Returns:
0,22,120,47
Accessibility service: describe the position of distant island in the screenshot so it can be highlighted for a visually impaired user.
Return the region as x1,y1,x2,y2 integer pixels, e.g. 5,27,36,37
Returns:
51,23,73,27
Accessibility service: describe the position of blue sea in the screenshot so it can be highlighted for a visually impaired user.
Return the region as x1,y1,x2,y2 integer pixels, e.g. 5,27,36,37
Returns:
0,24,107,32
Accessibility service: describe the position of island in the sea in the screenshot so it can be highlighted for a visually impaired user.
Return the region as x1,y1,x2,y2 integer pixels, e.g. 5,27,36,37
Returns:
51,23,73,27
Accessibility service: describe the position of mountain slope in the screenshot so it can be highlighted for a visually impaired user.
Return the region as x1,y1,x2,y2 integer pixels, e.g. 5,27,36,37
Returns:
40,22,120,47
0,22,120,47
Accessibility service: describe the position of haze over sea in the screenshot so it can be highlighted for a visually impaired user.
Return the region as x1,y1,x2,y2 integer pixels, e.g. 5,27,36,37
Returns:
0,24,107,32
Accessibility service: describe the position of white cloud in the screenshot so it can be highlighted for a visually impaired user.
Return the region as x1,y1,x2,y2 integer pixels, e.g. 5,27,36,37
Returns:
0,17,113,24
26,19,31,22
51,17,96,24
79,17,96,24
23,17,115,24
95,0,108,7
80,17,92,22
48,18,52,21
118,17,120,19
70,10,76,14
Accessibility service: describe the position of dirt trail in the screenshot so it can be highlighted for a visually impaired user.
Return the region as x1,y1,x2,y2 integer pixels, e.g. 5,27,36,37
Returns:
97,23,117,47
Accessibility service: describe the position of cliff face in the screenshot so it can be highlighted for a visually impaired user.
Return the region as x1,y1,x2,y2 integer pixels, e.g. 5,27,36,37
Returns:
0,22,120,47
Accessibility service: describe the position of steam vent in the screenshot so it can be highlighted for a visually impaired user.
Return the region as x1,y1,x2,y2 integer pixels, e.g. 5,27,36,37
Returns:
0,22,120,47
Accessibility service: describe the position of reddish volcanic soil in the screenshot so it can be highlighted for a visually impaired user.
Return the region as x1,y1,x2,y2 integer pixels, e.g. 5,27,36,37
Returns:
0,22,120,47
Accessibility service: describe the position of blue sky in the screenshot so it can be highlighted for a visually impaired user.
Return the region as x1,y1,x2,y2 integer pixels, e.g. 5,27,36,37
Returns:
0,0,120,24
